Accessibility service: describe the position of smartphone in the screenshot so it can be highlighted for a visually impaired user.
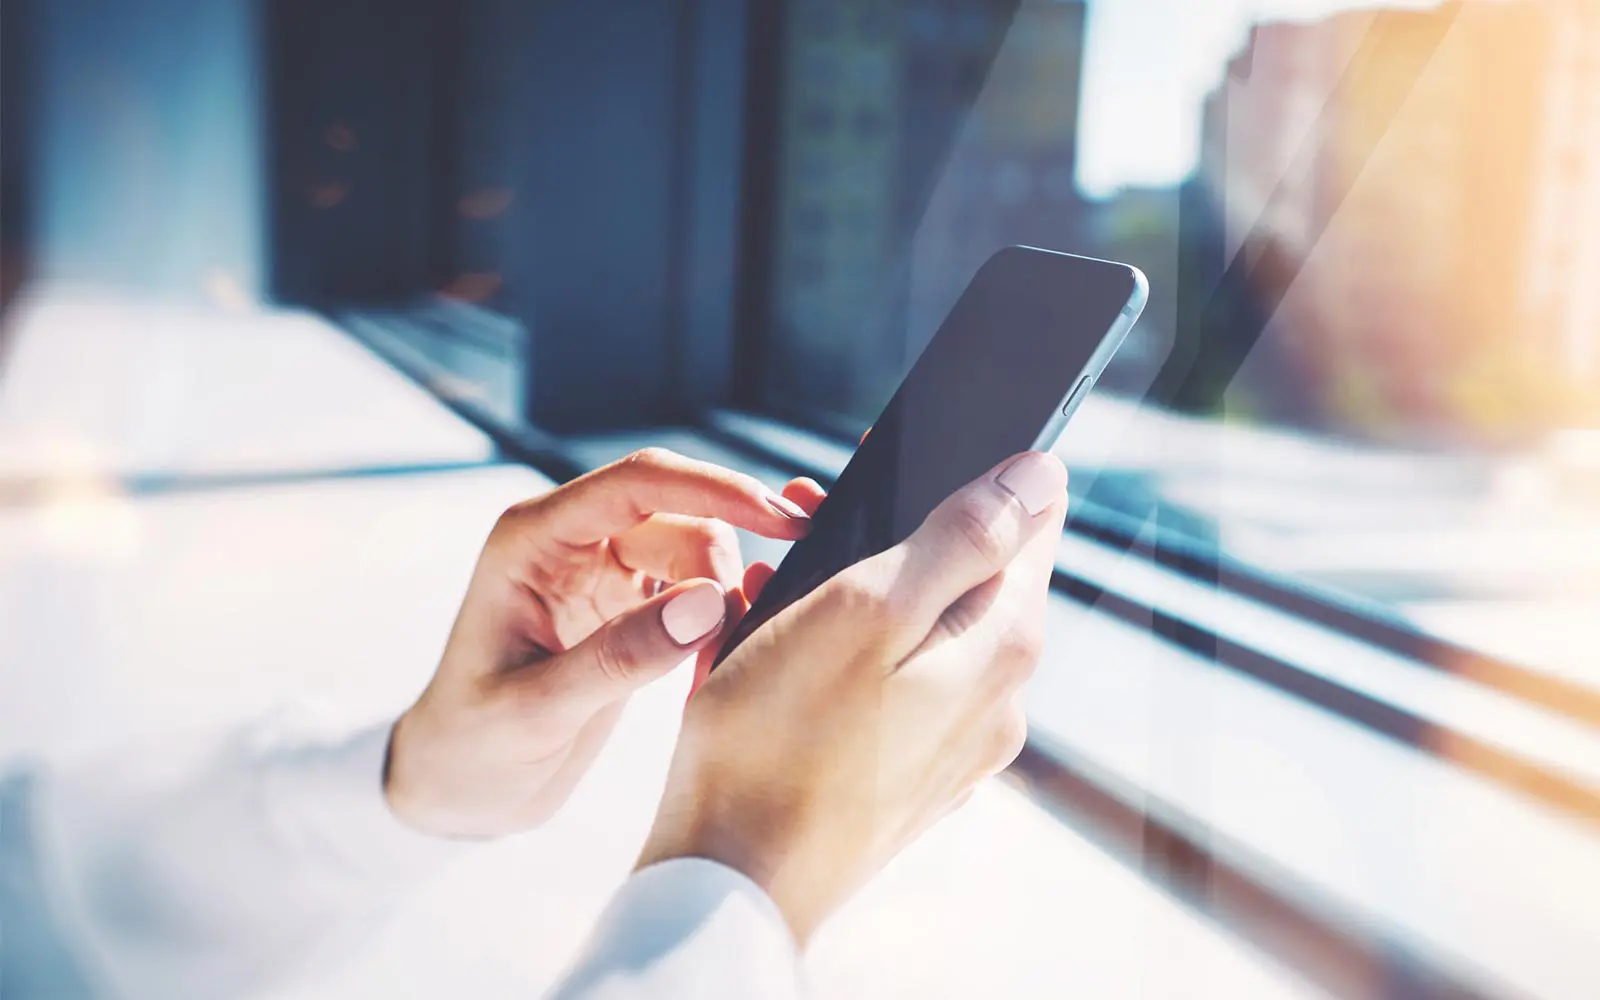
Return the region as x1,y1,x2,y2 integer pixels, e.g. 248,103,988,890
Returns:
715,246,1147,666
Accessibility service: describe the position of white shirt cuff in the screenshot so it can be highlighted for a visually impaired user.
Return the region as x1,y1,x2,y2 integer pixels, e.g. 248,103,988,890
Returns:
548,858,804,999
261,720,469,881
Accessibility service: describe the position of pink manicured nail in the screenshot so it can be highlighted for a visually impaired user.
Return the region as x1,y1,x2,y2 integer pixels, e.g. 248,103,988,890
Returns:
767,494,809,520
662,582,727,645
996,453,1067,517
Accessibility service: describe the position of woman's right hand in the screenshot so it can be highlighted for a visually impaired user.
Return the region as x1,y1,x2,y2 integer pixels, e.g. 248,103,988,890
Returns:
636,451,1069,944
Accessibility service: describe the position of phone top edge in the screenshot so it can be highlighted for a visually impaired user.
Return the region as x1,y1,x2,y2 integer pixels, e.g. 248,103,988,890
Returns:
996,245,1148,316
1002,245,1147,277
1124,264,1150,320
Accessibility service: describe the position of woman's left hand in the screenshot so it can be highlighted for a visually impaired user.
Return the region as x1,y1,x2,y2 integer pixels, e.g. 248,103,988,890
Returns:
385,447,825,838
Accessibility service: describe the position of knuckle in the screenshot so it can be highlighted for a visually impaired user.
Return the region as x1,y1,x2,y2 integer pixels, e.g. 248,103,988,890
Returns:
814,570,912,661
688,520,743,583
492,497,538,533
697,519,740,556
485,501,545,556
987,710,1030,772
989,632,1043,693
623,446,678,472
998,617,1045,670
488,510,518,543
823,571,891,618
946,493,1009,567
594,626,643,684
824,568,922,639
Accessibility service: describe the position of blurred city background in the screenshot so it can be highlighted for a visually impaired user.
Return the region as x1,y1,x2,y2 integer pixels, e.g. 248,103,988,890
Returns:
2,1,1597,998
759,0,1600,680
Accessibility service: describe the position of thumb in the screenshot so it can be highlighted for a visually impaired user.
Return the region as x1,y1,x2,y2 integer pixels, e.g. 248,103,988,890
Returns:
532,579,730,713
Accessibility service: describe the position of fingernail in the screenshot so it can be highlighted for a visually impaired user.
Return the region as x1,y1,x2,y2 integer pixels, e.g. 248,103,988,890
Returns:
662,582,727,646
997,453,1066,517
767,494,809,520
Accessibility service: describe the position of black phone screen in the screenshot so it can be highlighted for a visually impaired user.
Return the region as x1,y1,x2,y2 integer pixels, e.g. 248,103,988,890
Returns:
715,247,1141,666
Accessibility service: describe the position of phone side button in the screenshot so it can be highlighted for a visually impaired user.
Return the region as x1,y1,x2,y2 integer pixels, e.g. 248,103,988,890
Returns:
1061,376,1093,417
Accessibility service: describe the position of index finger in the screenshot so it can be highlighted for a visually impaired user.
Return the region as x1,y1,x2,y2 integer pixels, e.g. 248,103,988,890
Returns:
509,448,812,547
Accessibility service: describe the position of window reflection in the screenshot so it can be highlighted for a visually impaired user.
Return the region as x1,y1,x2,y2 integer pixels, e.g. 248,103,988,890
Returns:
762,0,1600,679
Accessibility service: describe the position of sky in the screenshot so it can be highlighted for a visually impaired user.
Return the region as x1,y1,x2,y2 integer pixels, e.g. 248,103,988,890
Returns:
1073,0,1444,196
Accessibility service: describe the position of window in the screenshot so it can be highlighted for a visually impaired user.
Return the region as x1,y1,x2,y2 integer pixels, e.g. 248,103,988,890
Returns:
733,4,1600,997
253,3,1599,994
745,0,1600,679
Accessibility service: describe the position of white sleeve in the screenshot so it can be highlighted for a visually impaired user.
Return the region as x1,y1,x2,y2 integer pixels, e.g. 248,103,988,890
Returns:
14,710,467,1000
545,858,804,1000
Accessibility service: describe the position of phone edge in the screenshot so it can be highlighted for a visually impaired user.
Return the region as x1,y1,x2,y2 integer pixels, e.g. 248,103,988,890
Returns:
1029,262,1149,452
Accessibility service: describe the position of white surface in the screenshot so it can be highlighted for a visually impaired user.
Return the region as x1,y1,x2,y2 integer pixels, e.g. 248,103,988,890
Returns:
0,291,494,481
1032,596,1600,1000
0,466,549,763
1055,531,1600,788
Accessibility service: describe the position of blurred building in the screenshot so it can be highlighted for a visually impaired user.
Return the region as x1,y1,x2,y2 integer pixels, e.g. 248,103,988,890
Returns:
1198,0,1598,442
903,0,1089,359
1084,186,1180,390
771,0,905,416
769,0,1089,419
1,0,32,319
1525,0,1600,385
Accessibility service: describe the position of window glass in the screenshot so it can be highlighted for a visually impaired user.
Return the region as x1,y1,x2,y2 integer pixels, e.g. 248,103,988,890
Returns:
758,0,1600,682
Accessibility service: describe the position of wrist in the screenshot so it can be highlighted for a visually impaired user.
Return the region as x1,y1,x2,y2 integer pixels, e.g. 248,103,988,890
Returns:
637,805,827,945
382,706,456,838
